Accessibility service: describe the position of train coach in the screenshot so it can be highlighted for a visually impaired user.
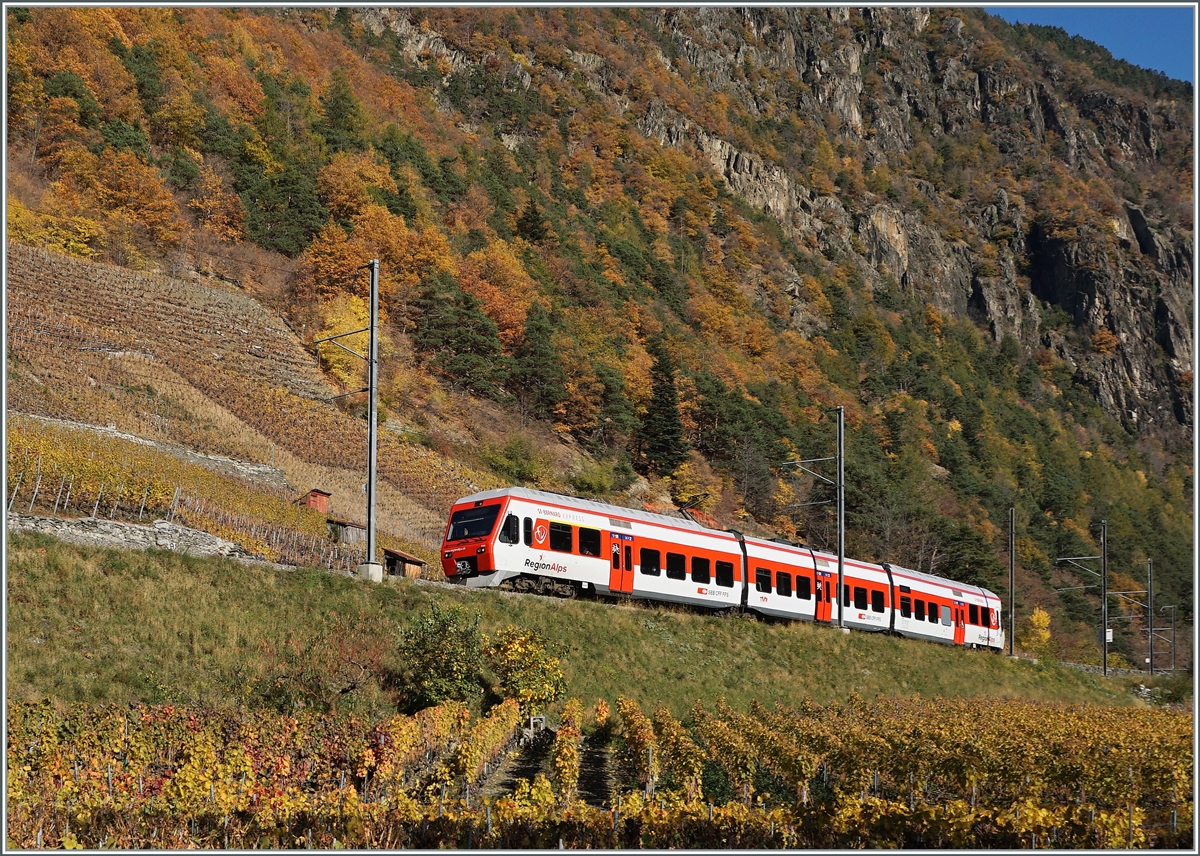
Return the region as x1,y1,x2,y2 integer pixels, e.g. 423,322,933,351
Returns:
440,487,1004,650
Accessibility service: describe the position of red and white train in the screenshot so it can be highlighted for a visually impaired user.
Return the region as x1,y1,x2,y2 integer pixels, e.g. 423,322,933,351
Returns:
440,487,1005,650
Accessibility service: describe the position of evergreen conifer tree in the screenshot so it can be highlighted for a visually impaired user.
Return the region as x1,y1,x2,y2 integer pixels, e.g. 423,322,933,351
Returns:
510,301,566,421
515,197,548,243
413,272,511,400
316,68,366,153
641,338,690,476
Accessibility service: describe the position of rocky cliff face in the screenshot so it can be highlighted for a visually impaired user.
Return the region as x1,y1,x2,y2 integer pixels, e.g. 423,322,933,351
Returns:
366,7,1192,448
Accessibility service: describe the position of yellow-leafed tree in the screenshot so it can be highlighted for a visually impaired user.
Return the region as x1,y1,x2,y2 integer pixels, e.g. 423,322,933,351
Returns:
1018,606,1053,659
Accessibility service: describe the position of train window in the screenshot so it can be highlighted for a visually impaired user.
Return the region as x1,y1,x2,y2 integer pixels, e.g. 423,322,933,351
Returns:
797,576,812,600
692,556,711,584
900,596,911,618
625,545,632,573
578,527,601,557
447,504,501,541
983,607,993,626
640,548,661,576
549,522,573,552
776,572,792,597
929,602,940,624
756,568,772,593
915,599,925,621
611,542,620,569
716,561,734,588
941,605,952,625
499,514,520,544
842,585,851,607
666,552,687,580
523,517,533,547
871,589,885,613
969,604,980,625
853,586,868,610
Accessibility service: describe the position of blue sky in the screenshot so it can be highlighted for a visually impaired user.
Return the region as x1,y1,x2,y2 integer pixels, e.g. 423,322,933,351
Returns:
985,6,1195,84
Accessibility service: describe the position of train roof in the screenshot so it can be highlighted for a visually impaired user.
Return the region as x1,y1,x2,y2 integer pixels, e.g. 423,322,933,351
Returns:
875,559,1001,602
454,488,1000,601
743,533,1001,601
453,486,733,537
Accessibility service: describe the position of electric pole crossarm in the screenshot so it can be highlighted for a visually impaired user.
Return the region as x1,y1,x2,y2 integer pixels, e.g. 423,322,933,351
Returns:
315,337,368,361
324,388,369,402
1056,557,1103,577
313,327,370,345
778,459,836,486
1054,585,1098,593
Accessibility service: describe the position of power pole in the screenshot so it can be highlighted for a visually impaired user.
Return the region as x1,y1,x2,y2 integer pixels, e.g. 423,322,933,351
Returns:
1147,559,1153,676
777,405,845,628
312,259,383,582
1009,507,1015,656
1054,519,1108,676
362,259,381,582
836,405,845,629
1101,520,1107,677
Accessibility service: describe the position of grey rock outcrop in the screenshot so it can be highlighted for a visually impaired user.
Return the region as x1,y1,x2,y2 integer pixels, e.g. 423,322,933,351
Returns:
7,512,268,562
356,7,1193,448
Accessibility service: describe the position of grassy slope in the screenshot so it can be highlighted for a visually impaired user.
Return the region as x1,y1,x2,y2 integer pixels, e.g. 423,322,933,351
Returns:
6,531,1136,715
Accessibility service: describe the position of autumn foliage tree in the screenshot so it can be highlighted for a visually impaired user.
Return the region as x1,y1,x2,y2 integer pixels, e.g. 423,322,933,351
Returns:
484,626,566,715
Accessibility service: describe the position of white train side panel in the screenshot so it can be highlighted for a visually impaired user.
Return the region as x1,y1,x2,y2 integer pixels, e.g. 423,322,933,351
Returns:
440,488,1005,651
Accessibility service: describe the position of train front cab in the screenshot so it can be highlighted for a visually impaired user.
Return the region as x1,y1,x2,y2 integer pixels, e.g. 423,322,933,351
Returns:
441,495,509,584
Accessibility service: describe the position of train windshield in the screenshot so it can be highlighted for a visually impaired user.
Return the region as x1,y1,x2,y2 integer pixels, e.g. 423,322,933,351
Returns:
446,504,502,541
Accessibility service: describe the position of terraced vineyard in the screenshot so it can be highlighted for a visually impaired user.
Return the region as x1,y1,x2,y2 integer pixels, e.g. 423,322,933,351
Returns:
7,245,500,552
6,694,1191,849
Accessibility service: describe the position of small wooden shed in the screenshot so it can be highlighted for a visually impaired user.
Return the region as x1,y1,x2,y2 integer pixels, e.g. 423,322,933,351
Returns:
296,488,331,515
327,517,366,545
383,547,428,579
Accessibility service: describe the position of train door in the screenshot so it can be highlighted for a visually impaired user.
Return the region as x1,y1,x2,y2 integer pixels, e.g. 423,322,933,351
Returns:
814,569,833,622
953,601,966,645
609,533,634,593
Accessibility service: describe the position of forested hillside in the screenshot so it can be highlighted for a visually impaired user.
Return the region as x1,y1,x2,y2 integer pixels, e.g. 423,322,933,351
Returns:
5,7,1193,667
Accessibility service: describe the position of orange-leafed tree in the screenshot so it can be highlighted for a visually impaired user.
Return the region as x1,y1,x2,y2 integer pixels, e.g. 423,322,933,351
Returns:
456,239,541,350
296,203,454,323
94,148,186,246
317,150,398,222
189,164,246,243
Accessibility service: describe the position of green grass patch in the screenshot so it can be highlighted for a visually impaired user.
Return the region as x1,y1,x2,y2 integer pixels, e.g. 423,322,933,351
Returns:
6,532,1135,714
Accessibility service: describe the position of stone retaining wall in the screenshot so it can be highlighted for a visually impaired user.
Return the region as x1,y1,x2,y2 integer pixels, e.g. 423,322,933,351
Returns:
6,511,272,564
1058,661,1149,679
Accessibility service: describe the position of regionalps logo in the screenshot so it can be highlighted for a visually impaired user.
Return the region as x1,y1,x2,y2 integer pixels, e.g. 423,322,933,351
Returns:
526,557,568,574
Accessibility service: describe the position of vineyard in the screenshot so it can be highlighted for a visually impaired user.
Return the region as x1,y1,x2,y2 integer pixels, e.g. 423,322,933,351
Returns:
5,414,433,571
6,244,502,554
6,694,1191,849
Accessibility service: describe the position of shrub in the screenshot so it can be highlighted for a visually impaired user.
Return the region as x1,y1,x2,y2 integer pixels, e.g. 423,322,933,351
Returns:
484,626,566,715
395,603,485,712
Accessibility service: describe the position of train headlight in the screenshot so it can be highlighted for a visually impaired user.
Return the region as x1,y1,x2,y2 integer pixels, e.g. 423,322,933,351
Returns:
477,546,487,554
443,551,453,559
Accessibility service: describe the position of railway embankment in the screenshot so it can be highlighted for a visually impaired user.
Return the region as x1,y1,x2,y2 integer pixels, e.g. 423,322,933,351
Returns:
7,528,1148,716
